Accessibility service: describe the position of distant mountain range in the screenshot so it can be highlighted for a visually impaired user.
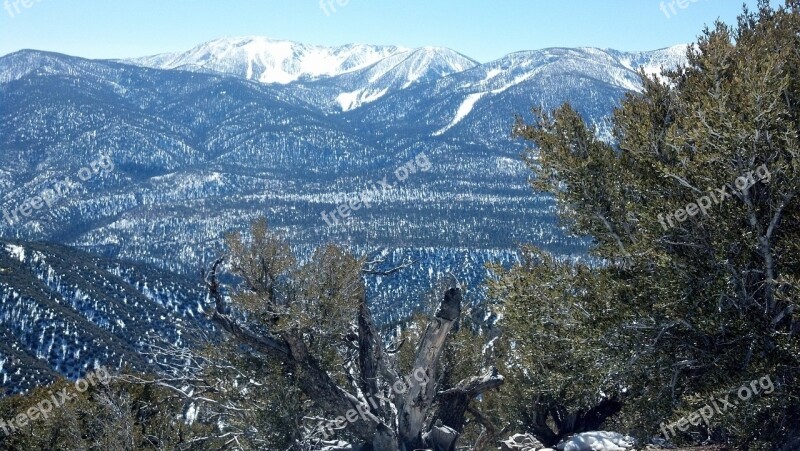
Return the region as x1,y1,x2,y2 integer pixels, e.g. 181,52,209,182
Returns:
0,37,688,391
124,36,685,114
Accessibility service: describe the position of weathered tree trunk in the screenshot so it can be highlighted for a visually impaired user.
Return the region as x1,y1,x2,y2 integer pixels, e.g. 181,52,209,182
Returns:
423,424,459,451
435,368,504,432
396,288,461,450
206,259,503,451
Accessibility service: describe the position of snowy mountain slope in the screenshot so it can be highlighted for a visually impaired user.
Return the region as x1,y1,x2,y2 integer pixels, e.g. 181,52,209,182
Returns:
126,37,479,111
0,41,684,349
0,39,686,394
125,36,407,84
347,46,682,142
282,46,479,112
0,240,213,395
607,43,689,79
326,46,478,111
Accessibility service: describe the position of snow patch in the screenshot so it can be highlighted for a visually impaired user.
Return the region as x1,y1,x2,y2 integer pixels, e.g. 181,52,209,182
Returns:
556,431,636,451
336,88,389,111
484,68,502,81
5,244,25,262
491,72,535,94
433,92,485,136
185,402,198,425
495,157,527,176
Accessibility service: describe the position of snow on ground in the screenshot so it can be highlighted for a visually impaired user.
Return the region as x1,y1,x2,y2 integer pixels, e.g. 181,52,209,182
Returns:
556,431,636,451
484,67,502,81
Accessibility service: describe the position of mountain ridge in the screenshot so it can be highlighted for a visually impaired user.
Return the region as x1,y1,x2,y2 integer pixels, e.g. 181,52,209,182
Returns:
119,36,688,111
124,36,412,84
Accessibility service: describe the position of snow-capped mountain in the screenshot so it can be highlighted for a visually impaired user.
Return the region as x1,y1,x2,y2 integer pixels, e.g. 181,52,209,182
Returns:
346,45,688,142
125,37,686,115
126,37,480,111
126,36,408,84
326,46,478,111
606,43,689,79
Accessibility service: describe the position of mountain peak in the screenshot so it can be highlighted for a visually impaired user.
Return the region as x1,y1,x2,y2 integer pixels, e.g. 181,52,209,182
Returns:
126,36,409,84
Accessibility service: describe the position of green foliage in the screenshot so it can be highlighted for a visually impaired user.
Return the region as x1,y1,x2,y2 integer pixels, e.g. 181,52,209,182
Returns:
225,217,296,315
505,1,800,448
489,249,630,444
227,220,365,382
0,377,221,451
196,340,307,450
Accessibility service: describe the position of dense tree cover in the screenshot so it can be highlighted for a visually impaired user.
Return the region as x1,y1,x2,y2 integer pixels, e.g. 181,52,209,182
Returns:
496,1,799,449
0,376,226,450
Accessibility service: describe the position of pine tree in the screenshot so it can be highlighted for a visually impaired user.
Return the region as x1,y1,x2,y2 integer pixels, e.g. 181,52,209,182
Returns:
503,1,800,448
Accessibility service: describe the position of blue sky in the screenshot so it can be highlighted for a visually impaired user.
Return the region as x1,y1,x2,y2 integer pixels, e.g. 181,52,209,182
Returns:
0,0,785,62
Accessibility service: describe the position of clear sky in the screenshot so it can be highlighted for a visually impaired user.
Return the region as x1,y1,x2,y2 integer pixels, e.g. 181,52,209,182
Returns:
0,0,785,62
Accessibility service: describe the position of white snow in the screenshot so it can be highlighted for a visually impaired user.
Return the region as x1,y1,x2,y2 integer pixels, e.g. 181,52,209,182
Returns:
616,44,688,82
336,88,390,111
556,431,636,451
609,69,641,92
185,402,198,425
127,36,407,85
490,72,535,94
5,244,25,262
495,157,527,176
451,91,485,123
207,172,224,185
433,92,485,136
484,68,502,81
